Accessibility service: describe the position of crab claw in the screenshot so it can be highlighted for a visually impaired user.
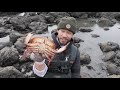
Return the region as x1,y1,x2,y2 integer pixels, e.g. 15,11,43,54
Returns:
54,42,70,53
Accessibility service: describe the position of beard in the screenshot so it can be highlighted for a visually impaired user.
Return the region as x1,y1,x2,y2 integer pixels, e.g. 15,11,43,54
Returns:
59,37,70,45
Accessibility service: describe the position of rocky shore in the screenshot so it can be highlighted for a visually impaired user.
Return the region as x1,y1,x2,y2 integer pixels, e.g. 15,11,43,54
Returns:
0,12,120,78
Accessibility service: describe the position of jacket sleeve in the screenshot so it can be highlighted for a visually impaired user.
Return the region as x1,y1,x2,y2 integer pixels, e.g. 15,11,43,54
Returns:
71,49,81,78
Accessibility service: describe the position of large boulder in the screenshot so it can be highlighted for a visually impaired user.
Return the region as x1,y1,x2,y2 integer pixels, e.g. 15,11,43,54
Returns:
9,31,24,43
102,51,116,62
113,51,120,66
72,37,84,43
13,61,33,74
0,41,13,50
99,42,119,52
0,16,10,26
28,21,48,34
47,12,70,24
106,64,120,75
97,17,115,27
68,12,86,18
0,66,25,78
0,12,19,16
9,16,30,31
80,53,91,65
114,13,120,21
113,57,120,66
8,15,46,32
14,37,26,54
0,27,11,38
0,46,19,67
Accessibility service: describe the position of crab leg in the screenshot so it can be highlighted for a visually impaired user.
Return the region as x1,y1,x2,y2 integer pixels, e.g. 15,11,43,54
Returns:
26,43,40,47
24,33,33,44
44,53,52,65
22,48,32,60
44,46,55,56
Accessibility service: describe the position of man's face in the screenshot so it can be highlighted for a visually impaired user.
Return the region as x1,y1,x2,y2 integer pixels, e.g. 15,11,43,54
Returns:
57,29,74,45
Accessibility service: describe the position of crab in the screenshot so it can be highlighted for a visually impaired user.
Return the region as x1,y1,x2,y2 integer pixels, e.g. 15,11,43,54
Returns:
22,33,69,65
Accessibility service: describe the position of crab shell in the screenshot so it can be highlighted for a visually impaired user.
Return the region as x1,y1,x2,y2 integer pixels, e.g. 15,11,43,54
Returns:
22,36,57,65
22,33,69,65
29,37,56,50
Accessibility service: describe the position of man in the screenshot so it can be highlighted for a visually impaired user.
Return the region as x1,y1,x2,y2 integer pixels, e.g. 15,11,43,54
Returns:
28,16,81,78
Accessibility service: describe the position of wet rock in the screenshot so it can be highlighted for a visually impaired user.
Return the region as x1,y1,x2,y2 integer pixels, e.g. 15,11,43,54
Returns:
47,12,70,24
86,65,95,70
72,37,82,48
112,51,120,66
13,61,33,74
14,37,26,54
106,63,120,75
30,15,46,23
102,51,116,62
0,27,11,38
0,12,19,16
104,27,109,31
0,66,25,78
68,12,98,18
91,34,100,38
113,57,120,66
28,21,48,34
97,17,115,27
68,12,84,18
25,12,37,16
80,53,91,65
98,12,119,19
80,72,92,78
114,14,120,21
0,17,10,26
13,61,34,78
98,63,107,71
48,12,70,19
0,46,19,67
9,16,30,31
73,37,84,43
8,15,46,32
0,41,13,50
24,71,34,77
99,42,119,52
80,14,88,19
28,22,40,30
9,31,24,43
73,43,80,48
4,24,13,29
45,15,55,23
116,50,120,59
79,28,93,32
111,19,117,24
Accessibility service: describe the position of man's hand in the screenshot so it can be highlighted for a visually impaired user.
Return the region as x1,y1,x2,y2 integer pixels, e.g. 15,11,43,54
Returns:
30,53,46,62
